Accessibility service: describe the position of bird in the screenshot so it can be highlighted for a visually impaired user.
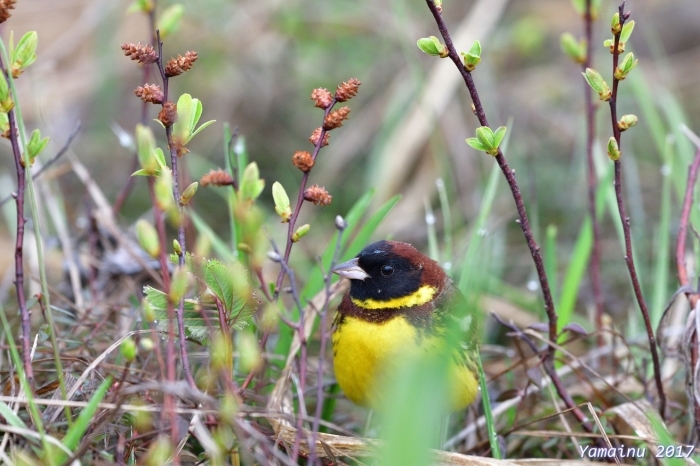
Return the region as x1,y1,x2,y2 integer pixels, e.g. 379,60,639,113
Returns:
331,240,478,411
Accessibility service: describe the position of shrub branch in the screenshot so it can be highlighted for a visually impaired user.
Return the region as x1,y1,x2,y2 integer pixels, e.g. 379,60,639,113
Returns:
606,1,666,418
154,29,196,390
424,0,592,431
675,147,700,437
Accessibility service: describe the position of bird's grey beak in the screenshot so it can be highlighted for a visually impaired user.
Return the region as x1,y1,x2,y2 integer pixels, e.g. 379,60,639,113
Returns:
332,258,370,281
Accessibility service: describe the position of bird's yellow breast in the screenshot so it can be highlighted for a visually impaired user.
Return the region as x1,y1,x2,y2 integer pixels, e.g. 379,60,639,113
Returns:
332,314,478,411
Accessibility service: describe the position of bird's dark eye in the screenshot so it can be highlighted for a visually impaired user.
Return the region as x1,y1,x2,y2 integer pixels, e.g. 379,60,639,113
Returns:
381,265,394,276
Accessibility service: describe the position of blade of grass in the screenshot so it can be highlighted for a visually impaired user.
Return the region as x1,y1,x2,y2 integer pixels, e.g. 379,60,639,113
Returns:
557,217,592,334
52,376,113,464
476,348,501,458
544,224,559,306
189,209,237,263
436,178,453,268
223,123,239,253
458,162,500,295
651,137,674,327
424,198,439,262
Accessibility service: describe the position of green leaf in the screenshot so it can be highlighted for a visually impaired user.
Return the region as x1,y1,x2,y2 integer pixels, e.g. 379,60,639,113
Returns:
153,147,166,168
492,126,507,149
11,31,38,77
615,52,638,80
135,219,160,258
188,119,216,141
292,223,310,242
239,162,265,201
466,137,486,152
186,256,256,333
560,33,585,63
27,129,49,162
180,181,198,205
145,285,208,341
611,12,621,34
173,93,195,143
127,0,154,13
619,20,635,43
416,36,445,57
582,68,611,100
157,4,184,39
570,0,585,15
272,181,292,222
467,40,481,57
475,126,494,149
135,124,158,176
582,68,605,93
607,137,620,161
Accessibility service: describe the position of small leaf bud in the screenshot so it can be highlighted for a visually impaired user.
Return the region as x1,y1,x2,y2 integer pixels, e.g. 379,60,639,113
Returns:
607,137,621,161
121,337,138,362
335,215,347,230
180,181,198,206
291,224,310,242
136,219,160,258
618,114,638,131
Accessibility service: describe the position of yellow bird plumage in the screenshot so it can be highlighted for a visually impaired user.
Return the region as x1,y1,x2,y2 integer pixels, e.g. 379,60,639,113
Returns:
331,240,479,411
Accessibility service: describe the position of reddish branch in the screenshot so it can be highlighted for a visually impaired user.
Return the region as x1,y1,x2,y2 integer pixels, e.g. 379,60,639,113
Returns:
675,148,700,438
424,0,593,431
6,81,33,389
676,150,700,304
607,2,666,418
582,0,605,331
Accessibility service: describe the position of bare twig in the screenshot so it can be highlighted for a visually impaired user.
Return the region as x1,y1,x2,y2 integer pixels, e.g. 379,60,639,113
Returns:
1,55,33,390
606,1,666,418
424,0,591,431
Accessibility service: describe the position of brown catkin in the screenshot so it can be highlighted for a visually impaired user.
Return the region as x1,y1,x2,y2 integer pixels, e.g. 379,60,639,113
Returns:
0,0,16,23
134,84,164,104
121,42,158,65
335,78,361,102
323,107,351,130
165,51,198,77
158,101,178,127
310,88,333,109
304,185,332,206
309,128,330,147
292,151,314,172
201,169,234,187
